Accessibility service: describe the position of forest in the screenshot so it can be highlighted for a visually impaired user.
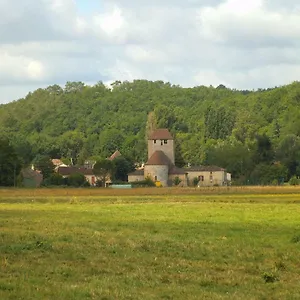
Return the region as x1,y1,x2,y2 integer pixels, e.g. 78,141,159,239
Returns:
1,79,300,186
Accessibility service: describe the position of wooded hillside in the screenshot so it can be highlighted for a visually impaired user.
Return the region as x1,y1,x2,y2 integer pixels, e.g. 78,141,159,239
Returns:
1,80,300,184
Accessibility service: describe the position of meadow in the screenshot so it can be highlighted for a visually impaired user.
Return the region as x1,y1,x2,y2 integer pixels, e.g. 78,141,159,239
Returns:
1,187,300,299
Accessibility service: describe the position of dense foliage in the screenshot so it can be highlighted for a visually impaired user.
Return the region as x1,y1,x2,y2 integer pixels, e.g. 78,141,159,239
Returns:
1,79,300,185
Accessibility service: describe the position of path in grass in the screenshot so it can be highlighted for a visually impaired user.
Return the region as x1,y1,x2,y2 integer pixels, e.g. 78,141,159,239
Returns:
1,191,300,299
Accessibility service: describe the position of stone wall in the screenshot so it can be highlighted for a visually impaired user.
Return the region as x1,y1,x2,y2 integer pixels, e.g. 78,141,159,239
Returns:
186,170,228,187
144,165,169,186
128,174,144,182
148,139,174,164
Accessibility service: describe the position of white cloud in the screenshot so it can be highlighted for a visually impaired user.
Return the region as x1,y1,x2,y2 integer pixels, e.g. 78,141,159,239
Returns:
198,0,300,46
94,5,125,36
1,0,300,103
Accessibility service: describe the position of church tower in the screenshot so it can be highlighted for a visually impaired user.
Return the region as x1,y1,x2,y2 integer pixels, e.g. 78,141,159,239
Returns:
147,129,174,165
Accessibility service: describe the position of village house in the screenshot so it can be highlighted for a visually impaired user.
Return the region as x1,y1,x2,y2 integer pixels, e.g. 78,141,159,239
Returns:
57,166,96,186
56,150,122,186
128,128,231,187
21,168,43,188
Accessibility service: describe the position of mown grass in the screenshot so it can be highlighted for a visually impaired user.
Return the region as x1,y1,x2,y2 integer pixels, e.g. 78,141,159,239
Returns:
1,188,300,299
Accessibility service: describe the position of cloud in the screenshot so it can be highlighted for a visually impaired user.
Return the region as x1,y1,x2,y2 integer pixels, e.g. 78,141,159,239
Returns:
197,0,300,47
1,0,300,103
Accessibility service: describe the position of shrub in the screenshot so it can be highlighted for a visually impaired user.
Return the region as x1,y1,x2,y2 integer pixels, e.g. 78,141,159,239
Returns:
289,176,299,186
67,173,89,187
173,176,182,186
193,177,200,187
131,177,155,187
262,272,279,283
48,173,64,186
291,234,300,243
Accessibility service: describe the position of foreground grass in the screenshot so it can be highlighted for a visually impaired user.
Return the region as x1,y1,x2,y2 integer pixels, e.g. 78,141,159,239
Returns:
1,190,300,299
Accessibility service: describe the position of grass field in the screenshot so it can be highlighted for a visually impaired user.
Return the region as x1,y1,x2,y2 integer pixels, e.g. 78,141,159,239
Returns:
1,187,300,299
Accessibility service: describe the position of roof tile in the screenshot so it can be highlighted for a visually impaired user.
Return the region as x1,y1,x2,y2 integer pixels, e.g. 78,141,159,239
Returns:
149,129,173,140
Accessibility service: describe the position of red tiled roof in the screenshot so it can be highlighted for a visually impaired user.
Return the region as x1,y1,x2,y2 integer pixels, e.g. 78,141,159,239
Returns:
185,166,225,172
149,129,173,140
146,150,172,166
57,167,94,176
108,150,122,161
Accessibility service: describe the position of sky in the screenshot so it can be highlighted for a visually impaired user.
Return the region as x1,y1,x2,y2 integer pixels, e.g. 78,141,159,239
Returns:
1,0,300,104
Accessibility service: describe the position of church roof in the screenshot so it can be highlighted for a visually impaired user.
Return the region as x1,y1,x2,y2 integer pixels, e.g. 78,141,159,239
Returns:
146,150,172,166
149,129,174,140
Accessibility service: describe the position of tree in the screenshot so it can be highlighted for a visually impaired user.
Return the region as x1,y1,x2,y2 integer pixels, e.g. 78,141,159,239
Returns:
253,134,274,164
48,173,64,186
0,138,22,186
275,134,300,178
58,131,85,165
46,84,63,95
67,173,88,187
64,81,85,93
113,157,135,182
146,111,157,141
33,155,54,179
93,159,115,187
250,163,288,185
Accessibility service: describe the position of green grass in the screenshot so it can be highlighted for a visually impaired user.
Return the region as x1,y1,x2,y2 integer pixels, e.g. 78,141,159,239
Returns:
1,191,300,299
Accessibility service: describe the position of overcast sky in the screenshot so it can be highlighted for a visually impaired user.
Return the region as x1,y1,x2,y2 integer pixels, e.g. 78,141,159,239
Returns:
1,0,300,103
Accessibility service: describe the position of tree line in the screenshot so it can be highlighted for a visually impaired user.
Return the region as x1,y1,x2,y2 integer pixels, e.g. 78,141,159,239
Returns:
1,79,300,186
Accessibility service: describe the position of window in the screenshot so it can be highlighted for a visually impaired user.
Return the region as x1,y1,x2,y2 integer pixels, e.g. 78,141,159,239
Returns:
198,175,204,182
164,140,168,144
154,140,157,144
154,176,157,181
161,140,163,145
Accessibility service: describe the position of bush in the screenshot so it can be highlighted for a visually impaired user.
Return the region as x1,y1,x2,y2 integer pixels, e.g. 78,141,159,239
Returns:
67,173,89,187
193,177,200,187
262,272,279,283
131,177,156,187
173,176,182,186
48,173,64,186
291,234,300,243
289,176,299,186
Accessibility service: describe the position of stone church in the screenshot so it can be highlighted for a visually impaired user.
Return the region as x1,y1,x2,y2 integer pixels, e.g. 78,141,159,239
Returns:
128,128,231,187
128,128,187,186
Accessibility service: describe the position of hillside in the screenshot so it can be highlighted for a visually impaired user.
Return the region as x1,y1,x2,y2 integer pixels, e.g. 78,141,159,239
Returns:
1,80,300,184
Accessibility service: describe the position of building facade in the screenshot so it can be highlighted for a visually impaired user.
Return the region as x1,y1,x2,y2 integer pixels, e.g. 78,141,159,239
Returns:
128,128,231,187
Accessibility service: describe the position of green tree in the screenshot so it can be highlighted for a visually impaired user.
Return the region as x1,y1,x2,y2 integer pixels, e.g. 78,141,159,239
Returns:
32,155,54,179
0,138,22,186
58,131,85,165
67,173,88,187
93,159,115,187
113,157,135,182
146,111,157,141
48,173,65,186
253,134,274,164
275,134,300,178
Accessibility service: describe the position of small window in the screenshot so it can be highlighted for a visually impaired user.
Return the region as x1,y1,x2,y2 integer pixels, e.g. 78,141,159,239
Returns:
198,175,204,182
161,140,163,145
154,176,158,181
164,140,168,144
154,140,157,144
